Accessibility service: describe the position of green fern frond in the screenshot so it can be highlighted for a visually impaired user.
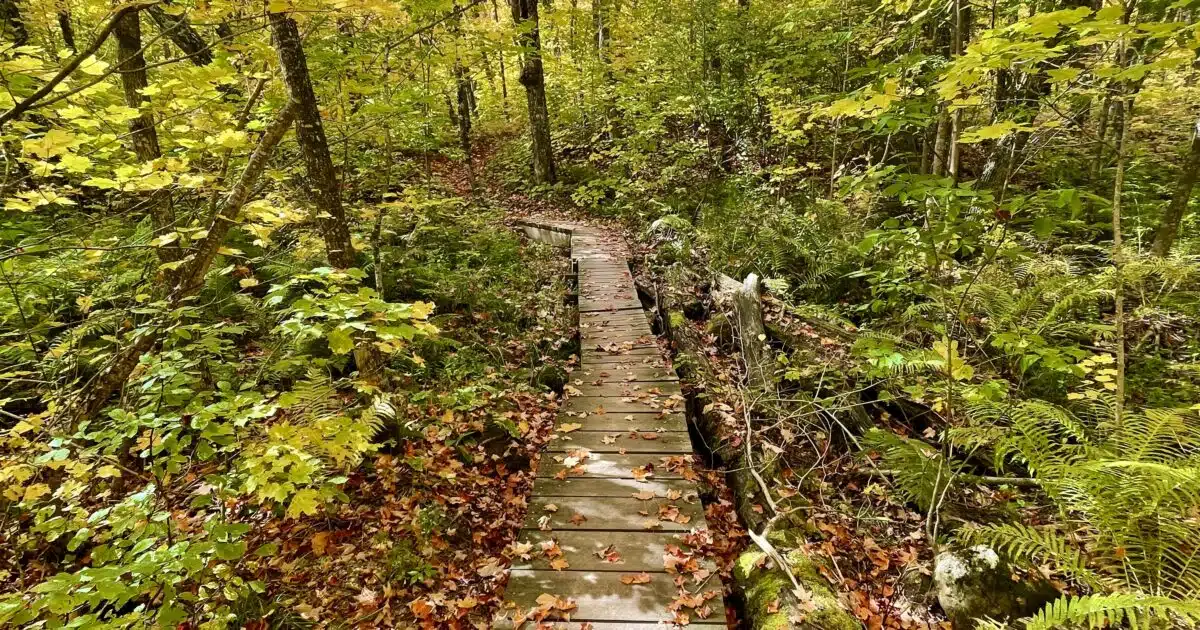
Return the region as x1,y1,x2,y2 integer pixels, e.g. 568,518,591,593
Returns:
1024,593,1200,630
959,523,1103,589
863,429,958,510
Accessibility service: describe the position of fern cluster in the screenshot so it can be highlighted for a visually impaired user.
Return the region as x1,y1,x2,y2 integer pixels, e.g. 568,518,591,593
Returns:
958,399,1200,627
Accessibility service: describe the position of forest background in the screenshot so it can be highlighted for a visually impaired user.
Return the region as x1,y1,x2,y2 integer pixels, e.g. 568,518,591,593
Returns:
1,0,1199,628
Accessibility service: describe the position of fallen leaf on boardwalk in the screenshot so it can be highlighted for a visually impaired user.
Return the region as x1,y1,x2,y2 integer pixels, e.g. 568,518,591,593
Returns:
631,465,653,480
632,490,657,500
558,423,583,433
569,513,588,526
621,572,653,584
602,434,618,444
534,593,577,613
596,544,623,563
543,503,559,512
550,558,570,571
640,432,659,440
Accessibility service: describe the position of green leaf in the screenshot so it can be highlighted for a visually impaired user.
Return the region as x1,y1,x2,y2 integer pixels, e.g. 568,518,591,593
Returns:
215,541,246,561
327,327,355,355
286,488,321,519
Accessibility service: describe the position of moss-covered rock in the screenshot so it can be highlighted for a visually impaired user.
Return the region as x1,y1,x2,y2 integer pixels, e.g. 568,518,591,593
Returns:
933,545,1058,629
734,546,862,630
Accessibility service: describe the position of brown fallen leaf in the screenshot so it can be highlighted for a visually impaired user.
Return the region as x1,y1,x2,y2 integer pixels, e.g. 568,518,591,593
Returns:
632,490,657,500
568,513,588,526
310,531,332,556
596,544,623,564
621,572,653,585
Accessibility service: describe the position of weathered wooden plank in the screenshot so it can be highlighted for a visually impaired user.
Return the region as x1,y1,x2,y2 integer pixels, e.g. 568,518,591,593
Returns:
548,430,693,454
556,413,687,432
574,366,678,381
565,396,683,414
580,329,655,339
499,570,724,624
533,477,696,498
568,381,683,397
523,496,704,531
510,529,700,572
536,452,699,479
579,353,660,365
580,304,645,314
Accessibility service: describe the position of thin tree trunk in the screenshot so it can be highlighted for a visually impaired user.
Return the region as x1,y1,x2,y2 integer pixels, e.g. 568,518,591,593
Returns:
455,62,475,189
147,6,213,66
492,0,510,120
1151,117,1200,256
269,12,357,270
932,105,951,176
58,11,76,50
269,10,386,382
0,0,27,46
63,106,296,431
948,0,965,181
510,0,556,183
115,10,183,271
1111,95,1130,427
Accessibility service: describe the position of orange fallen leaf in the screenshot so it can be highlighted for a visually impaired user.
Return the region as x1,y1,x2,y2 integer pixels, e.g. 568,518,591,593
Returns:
621,572,653,585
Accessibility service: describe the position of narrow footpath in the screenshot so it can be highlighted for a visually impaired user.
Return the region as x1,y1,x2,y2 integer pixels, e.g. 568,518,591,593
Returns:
497,222,726,628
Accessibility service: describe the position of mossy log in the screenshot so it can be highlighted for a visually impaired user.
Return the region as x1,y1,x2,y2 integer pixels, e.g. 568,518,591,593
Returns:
735,547,862,630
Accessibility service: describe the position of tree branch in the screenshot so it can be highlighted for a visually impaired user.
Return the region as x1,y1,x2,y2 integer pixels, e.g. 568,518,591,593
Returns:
0,1,160,129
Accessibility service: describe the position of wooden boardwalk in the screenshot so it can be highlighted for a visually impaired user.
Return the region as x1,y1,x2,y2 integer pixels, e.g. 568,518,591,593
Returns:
498,223,726,628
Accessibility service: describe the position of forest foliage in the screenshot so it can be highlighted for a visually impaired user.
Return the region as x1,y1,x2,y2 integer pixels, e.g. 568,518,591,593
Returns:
1,0,1199,627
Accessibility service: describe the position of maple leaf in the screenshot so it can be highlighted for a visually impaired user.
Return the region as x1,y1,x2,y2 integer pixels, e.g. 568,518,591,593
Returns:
310,531,332,556
596,544,623,563
632,490,657,500
409,599,434,619
558,423,583,433
568,513,588,525
355,587,379,608
620,572,652,584
550,557,570,570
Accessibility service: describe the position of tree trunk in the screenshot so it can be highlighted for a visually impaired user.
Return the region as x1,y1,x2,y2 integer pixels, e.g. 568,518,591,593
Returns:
63,106,296,431
455,61,475,188
270,11,386,382
115,10,183,270
510,0,556,183
269,12,358,270
58,11,76,50
147,6,213,66
932,105,951,176
1151,118,1200,256
0,0,27,46
1111,95,1130,428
